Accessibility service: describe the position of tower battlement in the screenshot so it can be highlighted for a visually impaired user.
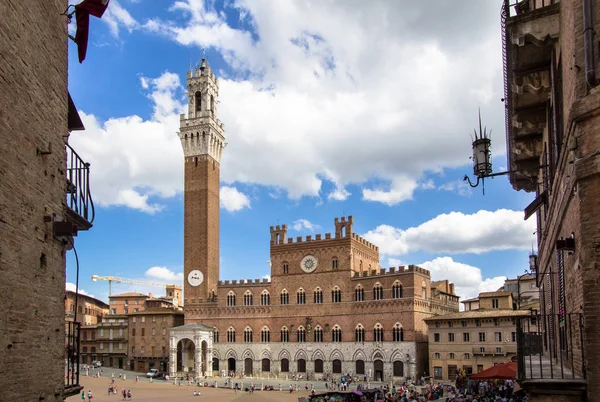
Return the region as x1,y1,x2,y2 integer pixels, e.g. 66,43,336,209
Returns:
351,265,431,278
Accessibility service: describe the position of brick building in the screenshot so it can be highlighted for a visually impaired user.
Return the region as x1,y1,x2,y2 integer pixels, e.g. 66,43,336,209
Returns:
170,59,459,383
109,292,151,315
502,0,600,399
65,290,109,326
130,310,184,373
0,0,95,399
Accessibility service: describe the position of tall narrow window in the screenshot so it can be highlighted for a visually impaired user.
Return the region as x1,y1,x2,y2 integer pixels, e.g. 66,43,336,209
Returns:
393,323,404,342
283,263,289,274
332,258,339,270
297,327,306,343
314,326,323,343
280,290,289,305
210,94,215,115
373,284,384,300
331,325,342,342
392,282,403,298
261,327,270,343
195,91,202,112
313,288,323,304
227,292,236,307
244,327,253,343
227,327,236,343
355,325,365,342
331,286,341,303
280,327,289,342
296,289,306,305
261,291,270,306
355,286,364,302
244,291,253,306
373,324,384,342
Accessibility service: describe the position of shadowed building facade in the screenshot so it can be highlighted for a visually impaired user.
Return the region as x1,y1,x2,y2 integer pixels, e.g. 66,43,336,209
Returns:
170,59,459,382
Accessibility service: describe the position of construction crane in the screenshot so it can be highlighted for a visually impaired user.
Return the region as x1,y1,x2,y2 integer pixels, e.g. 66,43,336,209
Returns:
91,275,166,297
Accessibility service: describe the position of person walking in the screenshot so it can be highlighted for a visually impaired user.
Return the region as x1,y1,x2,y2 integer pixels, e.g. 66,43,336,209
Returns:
87,390,93,401
122,388,127,400
127,389,132,400
81,391,85,401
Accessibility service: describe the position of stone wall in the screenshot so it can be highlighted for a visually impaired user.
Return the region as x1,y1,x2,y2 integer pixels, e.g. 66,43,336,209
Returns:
213,341,418,383
0,0,69,400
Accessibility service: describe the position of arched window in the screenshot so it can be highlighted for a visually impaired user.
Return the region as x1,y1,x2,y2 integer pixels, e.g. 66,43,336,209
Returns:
195,91,202,112
297,326,306,343
422,281,427,299
283,262,289,274
359,260,363,272
393,323,404,342
280,326,289,342
281,358,289,372
373,283,384,300
296,288,306,305
314,326,323,343
356,360,365,375
392,281,403,298
313,287,323,304
448,353,456,360
393,361,404,377
355,285,364,302
463,353,471,360
227,291,236,307
280,289,289,305
261,326,270,343
355,324,365,342
433,353,441,359
373,323,384,342
332,359,342,373
261,290,270,306
297,359,306,373
244,326,253,343
213,328,219,343
331,286,341,303
244,291,253,306
315,359,324,373
332,258,339,270
227,327,236,343
210,94,215,115
332,325,342,342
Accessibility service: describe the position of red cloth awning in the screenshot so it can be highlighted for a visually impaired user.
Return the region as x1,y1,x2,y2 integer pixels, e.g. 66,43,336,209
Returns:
470,362,517,380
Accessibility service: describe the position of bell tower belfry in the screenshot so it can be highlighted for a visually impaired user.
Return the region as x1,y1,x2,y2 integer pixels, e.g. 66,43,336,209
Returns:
179,58,225,314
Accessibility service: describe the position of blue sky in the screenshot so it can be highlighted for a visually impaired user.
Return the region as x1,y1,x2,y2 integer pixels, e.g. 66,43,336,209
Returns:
66,0,537,303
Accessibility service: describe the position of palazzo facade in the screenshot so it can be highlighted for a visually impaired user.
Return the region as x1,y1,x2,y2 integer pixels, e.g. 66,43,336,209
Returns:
170,59,459,382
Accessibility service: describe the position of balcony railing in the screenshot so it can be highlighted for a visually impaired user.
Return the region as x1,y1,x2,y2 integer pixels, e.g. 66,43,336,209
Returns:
65,143,95,230
516,312,585,381
65,321,82,396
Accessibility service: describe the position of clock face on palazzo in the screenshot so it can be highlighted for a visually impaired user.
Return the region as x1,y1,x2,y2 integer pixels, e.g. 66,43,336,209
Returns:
300,255,318,273
187,270,204,287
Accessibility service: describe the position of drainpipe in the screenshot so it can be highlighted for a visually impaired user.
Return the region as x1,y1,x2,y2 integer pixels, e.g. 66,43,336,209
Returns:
582,0,597,88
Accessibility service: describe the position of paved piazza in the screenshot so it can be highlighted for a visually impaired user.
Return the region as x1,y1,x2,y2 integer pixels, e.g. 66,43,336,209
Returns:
67,376,312,401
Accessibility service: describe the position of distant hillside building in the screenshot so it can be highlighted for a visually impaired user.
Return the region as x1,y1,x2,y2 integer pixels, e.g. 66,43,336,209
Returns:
170,59,459,382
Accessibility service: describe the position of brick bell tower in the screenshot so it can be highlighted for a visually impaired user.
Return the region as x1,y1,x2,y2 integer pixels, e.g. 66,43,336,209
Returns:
179,58,225,314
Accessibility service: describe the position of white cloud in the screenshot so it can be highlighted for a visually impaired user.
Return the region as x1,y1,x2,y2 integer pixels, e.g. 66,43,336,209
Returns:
66,282,94,298
103,0,138,38
362,177,419,206
419,257,507,301
419,179,436,190
328,187,351,201
363,209,536,255
292,219,321,232
68,72,184,213
100,0,505,206
145,266,184,283
387,257,406,267
262,274,271,281
438,179,473,197
220,186,251,212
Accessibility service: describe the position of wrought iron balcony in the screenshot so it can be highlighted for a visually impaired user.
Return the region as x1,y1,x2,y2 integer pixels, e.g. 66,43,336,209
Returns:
502,0,560,192
516,312,585,381
65,321,82,397
65,143,95,231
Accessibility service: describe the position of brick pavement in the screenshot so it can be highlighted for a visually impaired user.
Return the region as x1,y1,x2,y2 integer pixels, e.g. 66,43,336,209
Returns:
67,376,312,401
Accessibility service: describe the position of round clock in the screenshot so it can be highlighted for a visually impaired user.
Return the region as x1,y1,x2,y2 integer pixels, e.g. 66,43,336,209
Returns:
187,270,204,287
300,255,318,273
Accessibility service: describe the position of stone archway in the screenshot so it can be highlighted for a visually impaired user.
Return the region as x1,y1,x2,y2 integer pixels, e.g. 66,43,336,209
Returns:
374,360,384,382
176,338,195,373
169,323,214,380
